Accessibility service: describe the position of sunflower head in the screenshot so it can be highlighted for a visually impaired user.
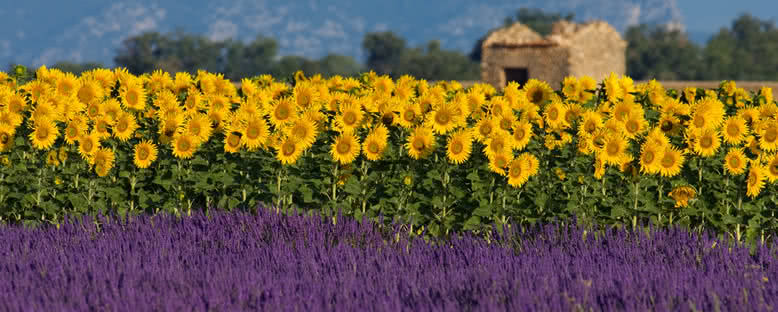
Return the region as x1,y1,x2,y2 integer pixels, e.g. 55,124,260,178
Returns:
133,140,158,169
668,186,696,208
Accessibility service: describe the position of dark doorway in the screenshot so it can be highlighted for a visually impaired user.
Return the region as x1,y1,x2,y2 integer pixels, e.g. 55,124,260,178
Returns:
504,67,528,87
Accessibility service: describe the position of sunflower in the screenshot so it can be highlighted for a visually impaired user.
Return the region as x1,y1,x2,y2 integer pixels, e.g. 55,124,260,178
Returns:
112,112,138,142
611,100,637,122
522,79,553,107
759,120,778,152
724,148,748,176
429,101,459,135
599,134,629,166
29,118,59,150
645,127,670,150
223,124,243,154
747,164,766,198
133,140,158,169
119,80,146,111
446,129,473,164
511,120,533,151
639,143,662,175
208,109,228,133
331,131,360,165
158,114,183,145
6,91,27,114
269,97,296,128
406,126,435,159
483,130,510,159
488,152,512,176
362,131,387,161
242,115,270,151
659,146,684,178
507,157,530,187
92,115,113,139
722,116,749,145
693,128,721,157
668,186,696,208
578,110,603,138
623,112,648,140
474,116,497,143
185,113,213,144
544,100,568,130
287,117,318,150
92,147,115,177
46,150,60,167
0,124,14,152
77,132,99,163
396,102,419,129
172,133,197,159
335,101,364,133
657,113,682,137
766,153,778,183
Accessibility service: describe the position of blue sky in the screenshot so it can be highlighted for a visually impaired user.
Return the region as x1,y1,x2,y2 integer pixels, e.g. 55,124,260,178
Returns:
678,0,778,33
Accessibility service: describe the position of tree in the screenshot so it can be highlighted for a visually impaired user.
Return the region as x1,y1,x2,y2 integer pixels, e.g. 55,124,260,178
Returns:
362,31,407,76
625,24,703,80
469,8,574,62
701,14,778,80
223,34,279,80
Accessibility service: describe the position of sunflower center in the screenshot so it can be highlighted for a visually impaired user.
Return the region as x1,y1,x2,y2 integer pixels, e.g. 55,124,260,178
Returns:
748,171,757,186
67,126,78,138
626,120,639,133
530,90,543,104
83,140,93,152
412,138,425,151
662,154,675,168
282,141,296,156
450,141,463,154
499,118,511,131
548,108,559,121
137,148,149,160
492,140,504,152
293,126,307,138
584,121,597,133
276,106,290,120
228,133,241,147
177,139,190,152
514,128,526,140
606,141,620,156
343,112,357,125
565,111,576,124
368,142,380,154
480,124,492,137
164,128,175,138
728,156,740,169
700,135,714,148
336,141,351,154
128,91,138,104
771,162,778,176
660,120,674,132
435,111,450,125
189,124,200,136
693,114,706,128
37,127,48,140
727,123,740,137
509,165,522,178
247,125,260,139
88,105,99,117
643,150,655,164
765,127,777,143
117,120,128,132
403,110,415,123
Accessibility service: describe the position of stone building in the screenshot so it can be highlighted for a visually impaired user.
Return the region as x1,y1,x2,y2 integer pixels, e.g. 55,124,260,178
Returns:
480,20,626,90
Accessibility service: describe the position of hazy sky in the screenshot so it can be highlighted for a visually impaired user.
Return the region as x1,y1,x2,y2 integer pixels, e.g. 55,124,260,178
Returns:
678,0,778,32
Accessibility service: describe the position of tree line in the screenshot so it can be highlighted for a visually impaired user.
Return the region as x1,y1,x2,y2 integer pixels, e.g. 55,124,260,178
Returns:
7,9,778,82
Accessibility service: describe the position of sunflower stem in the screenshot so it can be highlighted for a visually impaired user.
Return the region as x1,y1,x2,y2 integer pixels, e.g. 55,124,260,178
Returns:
331,163,338,218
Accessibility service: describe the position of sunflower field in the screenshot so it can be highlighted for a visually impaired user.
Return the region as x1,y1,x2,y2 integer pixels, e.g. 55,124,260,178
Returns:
0,65,776,246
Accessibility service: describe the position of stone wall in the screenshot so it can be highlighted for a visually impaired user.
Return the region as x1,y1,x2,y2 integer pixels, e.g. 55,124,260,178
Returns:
481,45,571,89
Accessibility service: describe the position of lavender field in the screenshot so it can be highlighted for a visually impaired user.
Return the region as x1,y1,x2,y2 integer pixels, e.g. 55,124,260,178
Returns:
1,206,776,311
